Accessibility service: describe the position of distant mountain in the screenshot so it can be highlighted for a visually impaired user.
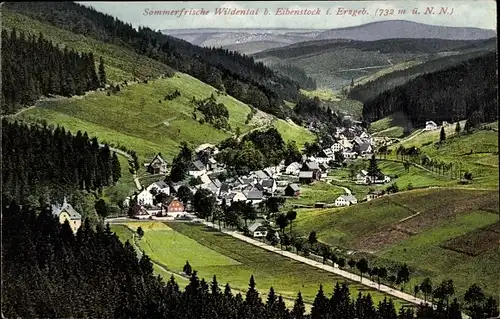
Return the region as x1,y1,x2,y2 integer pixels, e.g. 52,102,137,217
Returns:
162,28,326,52
163,21,496,55
317,20,496,41
253,37,497,89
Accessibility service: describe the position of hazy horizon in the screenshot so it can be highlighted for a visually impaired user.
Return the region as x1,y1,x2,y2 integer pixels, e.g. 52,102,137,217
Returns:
77,1,497,31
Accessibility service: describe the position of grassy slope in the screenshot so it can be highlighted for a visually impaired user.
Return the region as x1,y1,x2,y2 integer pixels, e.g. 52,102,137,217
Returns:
2,10,172,83
292,188,499,297
273,119,316,149
394,122,499,188
284,182,346,209
369,112,409,138
20,73,255,162
165,222,411,308
110,221,412,308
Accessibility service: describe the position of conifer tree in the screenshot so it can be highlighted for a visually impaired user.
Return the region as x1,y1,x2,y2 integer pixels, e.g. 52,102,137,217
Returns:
440,126,446,142
291,292,306,319
98,57,106,86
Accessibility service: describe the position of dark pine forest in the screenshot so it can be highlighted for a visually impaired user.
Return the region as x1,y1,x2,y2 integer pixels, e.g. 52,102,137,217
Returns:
1,29,104,114
361,52,498,126
4,201,486,319
1,119,121,205
3,1,301,119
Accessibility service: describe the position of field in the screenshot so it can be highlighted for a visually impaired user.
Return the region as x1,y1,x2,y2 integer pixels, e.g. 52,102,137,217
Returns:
284,182,346,209
111,221,412,309
2,10,172,83
393,122,499,188
19,73,256,162
369,112,408,138
292,188,500,297
273,119,316,150
300,89,340,101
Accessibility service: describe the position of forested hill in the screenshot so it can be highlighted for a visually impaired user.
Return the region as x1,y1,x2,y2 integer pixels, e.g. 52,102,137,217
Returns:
3,2,300,118
362,52,498,127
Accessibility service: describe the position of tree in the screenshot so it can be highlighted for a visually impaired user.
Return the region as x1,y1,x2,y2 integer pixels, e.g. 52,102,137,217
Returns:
311,285,328,319
98,57,106,85
356,258,369,282
177,185,193,205
377,267,387,288
212,206,224,231
396,263,410,292
266,230,279,246
275,213,289,234
420,278,433,302
308,231,318,246
337,258,346,268
286,210,297,232
455,121,461,135
464,283,486,315
318,245,331,265
439,126,446,142
348,259,356,270
265,197,286,217
94,198,108,218
413,285,420,298
193,188,216,219
291,292,306,319
367,154,380,179
137,226,144,238
183,261,192,275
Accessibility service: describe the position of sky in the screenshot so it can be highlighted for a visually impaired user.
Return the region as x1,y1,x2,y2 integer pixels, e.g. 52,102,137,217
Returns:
77,1,497,31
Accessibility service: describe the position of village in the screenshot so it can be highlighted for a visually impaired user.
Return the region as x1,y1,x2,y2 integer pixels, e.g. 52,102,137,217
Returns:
115,122,396,238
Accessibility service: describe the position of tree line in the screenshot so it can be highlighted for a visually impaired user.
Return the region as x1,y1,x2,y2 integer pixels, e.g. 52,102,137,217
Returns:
4,2,302,119
215,128,303,175
5,202,495,319
347,50,495,104
1,29,105,114
271,63,317,90
361,52,498,127
192,93,230,130
1,119,121,207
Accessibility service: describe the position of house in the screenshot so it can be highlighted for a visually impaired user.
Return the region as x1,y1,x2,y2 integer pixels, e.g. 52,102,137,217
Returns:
219,183,231,197
424,121,438,131
225,191,247,205
189,160,207,177
51,197,82,234
200,181,220,196
123,196,131,208
335,195,358,207
146,153,168,175
137,189,154,206
131,205,151,219
366,190,384,201
199,173,212,185
299,171,314,184
356,170,370,184
146,181,171,196
261,179,277,194
285,162,301,175
248,222,268,238
284,183,300,197
167,199,185,213
245,190,264,205
331,142,344,153
253,170,269,180
301,162,322,180
340,139,354,149
322,148,334,158
343,150,358,160
354,143,373,155
207,157,218,170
